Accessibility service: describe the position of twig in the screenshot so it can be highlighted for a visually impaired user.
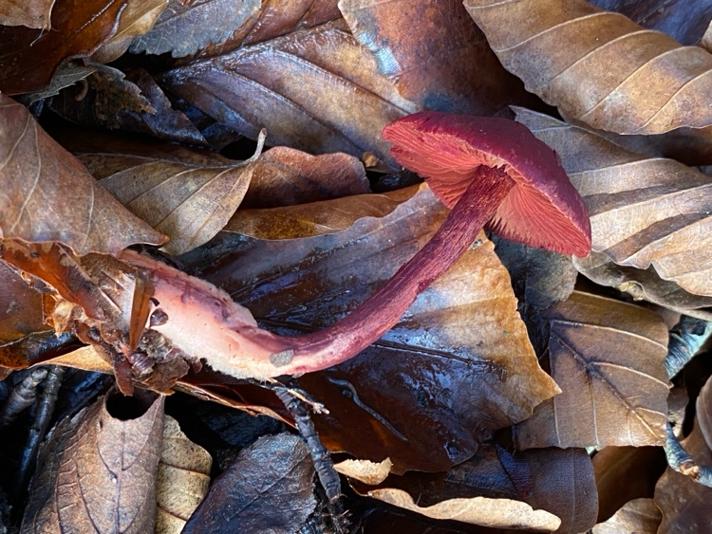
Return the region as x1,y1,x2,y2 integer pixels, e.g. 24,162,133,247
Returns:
16,366,65,496
0,368,48,427
663,423,712,488
665,316,712,379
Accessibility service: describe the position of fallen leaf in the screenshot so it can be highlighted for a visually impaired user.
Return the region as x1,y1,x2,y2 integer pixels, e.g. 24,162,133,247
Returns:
92,0,169,63
0,0,55,29
130,0,261,58
698,375,712,451
185,185,559,472
465,0,712,134
21,390,165,532
515,290,670,449
514,107,712,298
242,146,369,208
574,252,712,321
19,62,96,105
0,95,165,255
64,127,263,255
182,433,316,533
592,498,661,534
0,262,45,343
334,457,393,485
703,20,712,52
338,0,534,113
156,415,212,534
0,0,126,95
160,19,415,167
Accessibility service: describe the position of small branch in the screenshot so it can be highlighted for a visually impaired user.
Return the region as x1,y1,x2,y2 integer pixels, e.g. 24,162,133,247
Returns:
665,316,712,379
663,423,712,488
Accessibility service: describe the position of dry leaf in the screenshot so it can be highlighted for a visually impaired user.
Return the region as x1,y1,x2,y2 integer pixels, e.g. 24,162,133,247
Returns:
466,0,712,134
187,185,559,472
182,433,316,533
0,95,165,255
131,0,261,58
514,107,712,298
515,291,670,449
19,63,96,105
0,262,45,343
592,498,661,534
575,252,712,321
242,146,369,208
0,0,55,29
698,375,712,452
334,457,393,485
338,0,533,114
21,390,165,533
160,19,415,168
155,415,212,534
0,0,126,95
92,0,169,63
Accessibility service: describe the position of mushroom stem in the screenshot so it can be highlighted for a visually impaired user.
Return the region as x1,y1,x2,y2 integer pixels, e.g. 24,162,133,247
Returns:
278,165,513,375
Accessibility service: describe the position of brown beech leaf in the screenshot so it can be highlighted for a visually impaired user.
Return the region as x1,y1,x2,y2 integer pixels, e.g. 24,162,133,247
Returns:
160,19,415,168
654,424,712,533
0,0,55,29
0,262,45,343
92,0,169,63
515,290,670,449
338,0,534,114
186,185,559,472
592,498,661,534
465,0,712,135
62,129,263,255
21,390,165,533
0,96,164,255
156,415,212,534
703,21,712,52
514,107,712,298
0,0,126,95
130,0,261,58
242,146,369,208
182,433,316,533
575,252,712,321
699,375,712,451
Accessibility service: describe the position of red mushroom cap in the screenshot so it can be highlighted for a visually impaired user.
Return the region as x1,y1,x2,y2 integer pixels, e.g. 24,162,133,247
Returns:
382,111,591,257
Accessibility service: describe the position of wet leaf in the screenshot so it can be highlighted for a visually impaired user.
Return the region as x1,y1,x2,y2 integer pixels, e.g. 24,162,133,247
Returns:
0,0,126,95
338,0,534,114
0,0,55,29
21,390,165,532
182,433,316,533
131,0,261,58
187,185,559,472
66,128,262,255
592,498,661,534
575,252,712,321
515,290,670,449
92,0,169,63
242,146,369,208
0,95,165,255
466,0,712,134
160,19,415,168
514,107,712,298
156,415,212,534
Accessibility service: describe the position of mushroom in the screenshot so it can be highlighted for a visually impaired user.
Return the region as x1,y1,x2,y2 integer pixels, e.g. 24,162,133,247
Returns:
115,112,592,381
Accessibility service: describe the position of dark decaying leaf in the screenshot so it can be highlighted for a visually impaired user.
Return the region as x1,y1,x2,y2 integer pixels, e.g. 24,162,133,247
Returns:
0,0,55,29
575,252,712,321
515,107,712,298
184,185,559,472
0,0,126,95
160,19,414,168
592,498,661,534
0,95,165,255
466,0,712,135
590,0,712,45
515,291,670,449
182,433,316,534
51,67,207,146
21,390,165,532
19,63,96,106
338,0,534,114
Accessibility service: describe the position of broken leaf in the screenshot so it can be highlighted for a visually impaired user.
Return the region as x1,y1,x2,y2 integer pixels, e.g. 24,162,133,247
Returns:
0,0,55,29
466,0,712,134
182,433,316,533
0,262,45,343
514,107,712,298
0,95,165,255
0,0,126,94
338,0,534,114
156,415,212,534
515,290,670,449
592,498,661,534
21,390,165,532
